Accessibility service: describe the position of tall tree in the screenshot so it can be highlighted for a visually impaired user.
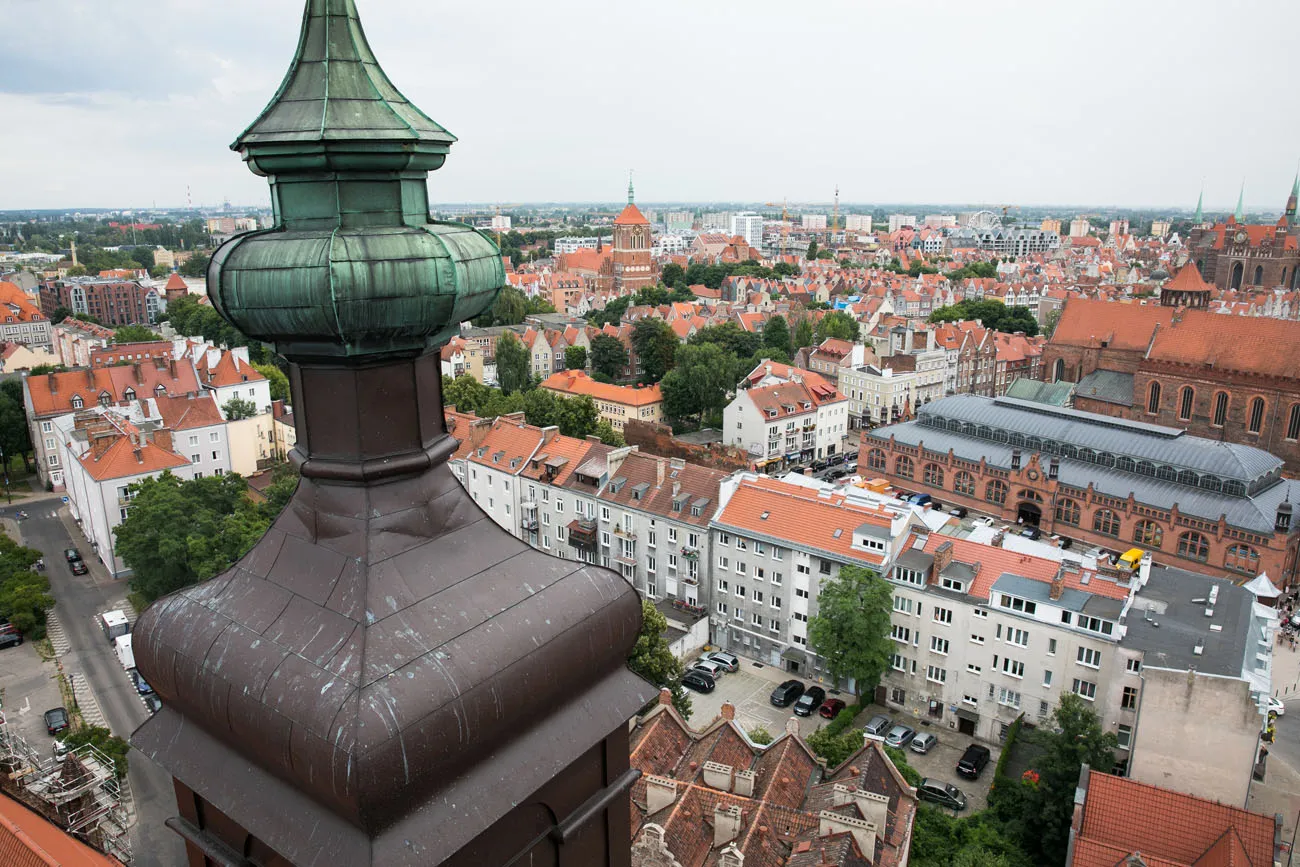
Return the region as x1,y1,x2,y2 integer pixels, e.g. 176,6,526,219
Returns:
807,564,892,699
443,374,493,415
179,252,211,278
660,342,737,423
222,396,258,420
564,345,587,372
631,318,678,384
660,263,685,288
815,310,860,343
627,599,692,719
0,386,32,470
590,333,629,381
806,239,819,259
477,285,529,327
688,321,761,360
495,331,531,395
762,315,791,356
792,316,816,351
111,324,162,343
594,419,625,446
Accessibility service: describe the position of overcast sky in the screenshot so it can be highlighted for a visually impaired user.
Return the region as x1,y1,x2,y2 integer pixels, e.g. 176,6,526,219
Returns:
4,0,1299,212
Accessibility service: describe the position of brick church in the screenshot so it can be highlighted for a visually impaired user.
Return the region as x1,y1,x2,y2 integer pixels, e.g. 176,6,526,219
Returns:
1043,267,1300,472
605,178,656,294
1188,178,1300,290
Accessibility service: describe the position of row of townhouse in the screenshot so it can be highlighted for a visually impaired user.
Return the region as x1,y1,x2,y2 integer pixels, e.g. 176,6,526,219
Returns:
724,361,851,471
446,410,1272,793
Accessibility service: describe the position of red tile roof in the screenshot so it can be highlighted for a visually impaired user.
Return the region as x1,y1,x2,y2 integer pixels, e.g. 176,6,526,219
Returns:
614,203,649,226
0,283,45,323
540,369,663,407
26,359,200,418
1146,308,1300,379
1071,771,1278,867
78,430,189,482
1163,263,1210,294
1049,298,1174,352
152,393,224,431
0,792,124,866
194,349,266,389
163,273,189,293
918,533,1127,602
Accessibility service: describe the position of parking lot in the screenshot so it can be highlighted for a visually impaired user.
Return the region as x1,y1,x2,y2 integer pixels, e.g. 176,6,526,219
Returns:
684,655,999,814
0,640,67,757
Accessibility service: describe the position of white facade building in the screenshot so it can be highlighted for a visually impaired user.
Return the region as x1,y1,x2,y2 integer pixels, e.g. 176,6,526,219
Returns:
730,212,764,249
888,215,918,233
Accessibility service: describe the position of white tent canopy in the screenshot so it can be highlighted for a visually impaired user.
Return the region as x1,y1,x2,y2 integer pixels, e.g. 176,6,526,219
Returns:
1243,572,1281,599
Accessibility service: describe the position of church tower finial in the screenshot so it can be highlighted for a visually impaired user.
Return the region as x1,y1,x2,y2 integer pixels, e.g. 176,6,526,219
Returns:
627,169,635,204
1287,168,1298,227
1234,182,1245,223
1194,185,1203,224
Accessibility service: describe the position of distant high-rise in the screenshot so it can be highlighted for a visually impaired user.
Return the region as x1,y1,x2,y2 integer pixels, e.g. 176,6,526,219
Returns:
730,211,764,249
887,214,917,233
1068,217,1091,238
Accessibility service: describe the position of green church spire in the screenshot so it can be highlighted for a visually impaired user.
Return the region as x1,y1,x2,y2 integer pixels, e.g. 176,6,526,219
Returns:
1194,187,1203,224
1234,182,1245,222
627,170,635,204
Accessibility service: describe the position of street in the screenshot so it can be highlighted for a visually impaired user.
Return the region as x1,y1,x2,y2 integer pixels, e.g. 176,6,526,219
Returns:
5,496,186,866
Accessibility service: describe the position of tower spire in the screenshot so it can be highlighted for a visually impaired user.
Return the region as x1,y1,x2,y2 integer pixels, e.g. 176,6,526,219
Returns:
1234,182,1245,223
1193,186,1203,224
627,169,635,204
1287,167,1298,226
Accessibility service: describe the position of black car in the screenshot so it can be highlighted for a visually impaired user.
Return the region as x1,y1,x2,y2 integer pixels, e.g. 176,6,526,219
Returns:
64,548,82,563
770,679,805,708
0,628,22,649
70,560,88,575
956,744,992,779
143,694,163,714
131,669,154,696
681,670,715,693
1019,526,1042,540
792,686,826,716
949,506,968,518
43,707,70,735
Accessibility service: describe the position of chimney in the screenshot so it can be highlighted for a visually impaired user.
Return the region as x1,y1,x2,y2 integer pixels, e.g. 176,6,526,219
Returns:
168,357,177,377
585,434,602,444
1011,448,1021,470
931,541,952,584
818,810,878,858
672,479,682,499
852,789,891,833
1049,457,1060,481
718,845,744,867
133,447,143,464
656,458,666,487
703,761,734,792
714,804,743,847
831,783,855,808
47,372,57,394
84,367,94,388
643,775,678,815
658,687,673,706
785,716,800,737
132,361,142,382
720,702,735,721
733,769,756,798
1050,569,1066,601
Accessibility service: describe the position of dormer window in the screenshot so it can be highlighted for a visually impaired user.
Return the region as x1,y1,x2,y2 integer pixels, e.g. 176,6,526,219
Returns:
71,395,84,410
123,388,135,401
99,393,111,407
155,384,166,394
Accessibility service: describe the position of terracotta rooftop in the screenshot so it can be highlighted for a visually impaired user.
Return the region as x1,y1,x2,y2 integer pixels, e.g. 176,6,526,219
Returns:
1070,770,1278,867
0,282,46,323
540,369,663,406
614,202,649,226
0,792,124,867
152,393,225,431
1162,262,1211,294
599,450,727,529
163,273,189,293
715,477,890,569
194,348,267,389
1049,298,1174,352
1147,307,1300,379
918,533,1127,602
77,429,190,483
26,357,200,417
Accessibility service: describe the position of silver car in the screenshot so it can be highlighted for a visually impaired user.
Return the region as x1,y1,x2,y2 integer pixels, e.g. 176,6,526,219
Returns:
884,724,916,749
692,658,725,679
910,732,939,754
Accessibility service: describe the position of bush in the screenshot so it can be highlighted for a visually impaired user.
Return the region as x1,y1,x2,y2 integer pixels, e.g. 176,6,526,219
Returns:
993,714,1024,782
747,726,774,745
884,745,923,787
807,725,864,768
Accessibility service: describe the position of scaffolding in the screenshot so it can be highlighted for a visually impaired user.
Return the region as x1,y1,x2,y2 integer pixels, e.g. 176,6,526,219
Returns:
0,714,132,863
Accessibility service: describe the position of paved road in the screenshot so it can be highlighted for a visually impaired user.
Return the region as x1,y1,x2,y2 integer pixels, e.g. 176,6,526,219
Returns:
9,498,186,866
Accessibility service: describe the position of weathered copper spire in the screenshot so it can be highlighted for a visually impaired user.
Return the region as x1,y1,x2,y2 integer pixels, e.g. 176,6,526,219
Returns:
130,2,653,865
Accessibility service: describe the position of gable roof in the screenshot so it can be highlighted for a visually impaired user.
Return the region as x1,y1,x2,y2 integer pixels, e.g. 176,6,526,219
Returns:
614,203,649,226
151,393,225,431
26,359,200,417
539,369,663,406
1050,298,1173,352
78,431,189,483
0,792,124,867
1071,771,1277,867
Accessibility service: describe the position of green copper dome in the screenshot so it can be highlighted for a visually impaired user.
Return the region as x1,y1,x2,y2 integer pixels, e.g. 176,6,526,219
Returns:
209,0,503,361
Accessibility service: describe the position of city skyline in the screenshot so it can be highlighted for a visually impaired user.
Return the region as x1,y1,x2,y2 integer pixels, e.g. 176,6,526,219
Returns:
5,0,1300,210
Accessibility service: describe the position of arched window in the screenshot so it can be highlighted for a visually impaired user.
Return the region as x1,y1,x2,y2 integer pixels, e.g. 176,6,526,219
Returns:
1135,462,1155,477
895,455,914,479
985,479,1008,505
1230,262,1243,290
1092,509,1120,537
1212,392,1229,427
1225,544,1260,574
1248,396,1265,434
1177,470,1200,487
1253,265,1264,286
1177,531,1210,562
1178,386,1194,421
1053,358,1065,383
1146,381,1161,415
1155,465,1177,481
923,464,944,487
1054,498,1081,526
1133,520,1163,548
1288,405,1300,441
953,471,975,496
867,448,887,471
1018,490,1043,503
1116,456,1136,473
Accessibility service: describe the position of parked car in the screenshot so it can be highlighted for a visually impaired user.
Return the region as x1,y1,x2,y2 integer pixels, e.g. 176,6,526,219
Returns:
956,744,992,779
53,739,70,761
909,493,932,506
810,460,828,472
0,629,23,649
793,686,826,717
707,651,740,673
1019,526,1042,540
143,694,163,715
819,698,847,719
910,732,939,754
769,679,805,708
64,548,82,563
917,778,967,811
43,707,70,736
863,714,892,738
70,559,88,575
681,670,715,693
827,454,846,466
884,724,916,749
131,669,154,696
692,658,726,679
948,506,968,518
1268,696,1286,716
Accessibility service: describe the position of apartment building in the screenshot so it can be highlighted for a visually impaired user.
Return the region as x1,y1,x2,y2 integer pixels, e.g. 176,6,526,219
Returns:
728,361,850,468
539,369,663,431
0,280,51,348
840,350,946,429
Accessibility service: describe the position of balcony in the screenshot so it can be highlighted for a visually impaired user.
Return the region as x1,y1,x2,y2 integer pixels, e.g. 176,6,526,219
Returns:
681,575,699,586
679,545,700,561
614,525,637,540
520,516,539,532
567,519,597,550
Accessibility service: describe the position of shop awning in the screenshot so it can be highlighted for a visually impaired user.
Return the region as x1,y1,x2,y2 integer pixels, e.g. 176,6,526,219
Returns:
780,647,806,664
954,707,980,723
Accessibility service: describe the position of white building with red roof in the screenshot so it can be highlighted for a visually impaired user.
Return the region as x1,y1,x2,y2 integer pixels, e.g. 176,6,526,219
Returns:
725,361,850,469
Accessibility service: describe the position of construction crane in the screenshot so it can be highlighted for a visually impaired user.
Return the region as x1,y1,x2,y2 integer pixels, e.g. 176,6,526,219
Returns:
832,185,840,237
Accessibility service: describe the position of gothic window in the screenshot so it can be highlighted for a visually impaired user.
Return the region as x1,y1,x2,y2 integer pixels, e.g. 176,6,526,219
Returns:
923,464,944,487
867,448,887,471
1092,509,1120,537
1178,386,1194,421
1053,358,1065,383
1054,498,1081,526
1224,544,1260,574
1133,520,1163,548
1248,397,1265,434
985,479,1007,505
1212,392,1229,427
895,455,914,479
1253,265,1264,286
1146,381,1161,415
1177,531,1210,563
1288,405,1300,441
954,471,975,496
